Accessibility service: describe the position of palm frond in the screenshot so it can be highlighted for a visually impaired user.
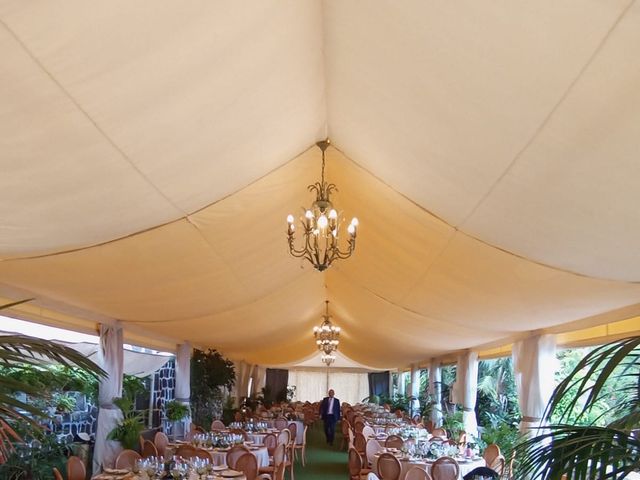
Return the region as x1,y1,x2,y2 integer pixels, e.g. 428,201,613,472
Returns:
515,425,640,479
547,337,640,425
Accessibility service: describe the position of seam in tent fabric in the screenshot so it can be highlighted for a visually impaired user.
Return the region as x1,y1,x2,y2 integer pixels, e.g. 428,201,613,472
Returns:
183,214,252,297
121,271,319,325
0,142,318,262
326,270,508,335
328,144,640,285
458,0,636,228
0,17,186,218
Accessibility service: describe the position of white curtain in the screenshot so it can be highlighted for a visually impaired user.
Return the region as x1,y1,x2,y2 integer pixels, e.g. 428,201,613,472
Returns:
288,369,369,405
428,359,443,427
234,361,255,405
175,342,192,430
409,364,420,414
252,366,267,396
512,334,557,434
397,371,406,396
93,324,124,474
456,351,478,437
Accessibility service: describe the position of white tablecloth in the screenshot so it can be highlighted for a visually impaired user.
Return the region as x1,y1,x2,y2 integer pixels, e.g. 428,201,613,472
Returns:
264,420,304,444
373,455,485,480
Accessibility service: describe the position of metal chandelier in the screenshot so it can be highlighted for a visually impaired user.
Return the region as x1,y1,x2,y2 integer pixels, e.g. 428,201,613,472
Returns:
286,139,358,271
314,300,340,366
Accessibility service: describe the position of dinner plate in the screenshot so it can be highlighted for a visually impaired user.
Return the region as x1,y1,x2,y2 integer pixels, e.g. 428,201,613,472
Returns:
212,465,226,472
221,469,244,477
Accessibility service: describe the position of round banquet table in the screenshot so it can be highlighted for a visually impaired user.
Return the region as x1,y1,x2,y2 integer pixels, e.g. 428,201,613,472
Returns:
372,454,485,480
166,444,269,468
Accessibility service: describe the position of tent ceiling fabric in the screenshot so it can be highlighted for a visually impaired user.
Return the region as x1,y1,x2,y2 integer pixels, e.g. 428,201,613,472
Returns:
2,1,640,368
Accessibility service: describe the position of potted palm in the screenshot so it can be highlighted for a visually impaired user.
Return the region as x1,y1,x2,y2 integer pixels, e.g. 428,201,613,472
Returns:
165,400,190,440
514,336,640,479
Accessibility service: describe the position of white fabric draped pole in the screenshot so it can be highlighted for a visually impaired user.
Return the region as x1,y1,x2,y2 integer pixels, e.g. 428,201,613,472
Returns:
409,364,420,415
457,351,479,437
397,371,406,396
252,366,267,396
175,342,192,432
428,359,443,427
513,334,557,434
93,324,124,474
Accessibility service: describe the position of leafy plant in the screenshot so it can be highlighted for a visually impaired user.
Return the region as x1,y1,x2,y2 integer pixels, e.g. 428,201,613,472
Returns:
190,349,235,428
0,428,68,480
442,409,464,439
514,336,640,479
0,299,105,459
165,400,190,422
54,393,76,413
108,396,145,450
481,419,520,459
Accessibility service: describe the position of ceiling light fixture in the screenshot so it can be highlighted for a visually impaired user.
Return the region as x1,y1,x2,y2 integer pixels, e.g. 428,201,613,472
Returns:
286,139,358,271
313,300,340,365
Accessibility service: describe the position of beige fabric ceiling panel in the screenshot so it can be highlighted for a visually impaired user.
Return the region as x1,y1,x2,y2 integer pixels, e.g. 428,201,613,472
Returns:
0,0,325,256
461,0,640,281
2,1,640,368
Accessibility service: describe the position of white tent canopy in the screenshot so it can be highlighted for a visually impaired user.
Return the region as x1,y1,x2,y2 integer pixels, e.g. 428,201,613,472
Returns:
2,1,640,369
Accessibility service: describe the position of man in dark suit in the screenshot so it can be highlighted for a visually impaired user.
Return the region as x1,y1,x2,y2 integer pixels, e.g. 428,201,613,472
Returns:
319,389,341,446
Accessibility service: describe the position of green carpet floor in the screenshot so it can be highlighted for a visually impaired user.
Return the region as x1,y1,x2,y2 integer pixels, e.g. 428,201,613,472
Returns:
293,422,347,480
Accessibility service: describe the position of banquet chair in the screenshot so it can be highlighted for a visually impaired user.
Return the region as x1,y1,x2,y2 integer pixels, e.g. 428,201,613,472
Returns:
154,431,169,457
376,452,401,480
354,432,367,457
362,425,375,439
236,452,258,480
483,444,501,469
405,466,433,480
67,456,86,480
354,419,366,434
431,428,447,439
412,414,422,424
257,462,286,480
263,432,278,457
424,420,434,434
53,467,64,480
258,443,285,476
115,449,142,469
349,447,372,480
211,419,226,431
193,448,214,461
142,439,158,458
138,434,145,453
384,435,404,449
274,417,289,430
341,420,352,450
175,444,198,459
293,424,308,465
287,422,298,447
277,428,291,447
226,445,251,469
365,438,383,467
431,456,460,480
489,455,505,476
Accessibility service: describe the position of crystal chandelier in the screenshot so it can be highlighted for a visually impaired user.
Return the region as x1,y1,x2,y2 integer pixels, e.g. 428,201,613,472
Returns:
321,353,336,366
286,139,358,271
313,300,340,363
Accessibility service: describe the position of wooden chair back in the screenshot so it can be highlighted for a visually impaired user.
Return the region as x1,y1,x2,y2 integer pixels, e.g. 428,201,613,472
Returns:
384,435,404,449
142,439,158,458
376,452,402,480
405,466,432,480
431,456,460,480
236,452,258,480
115,449,142,469
67,455,86,480
226,445,250,469
154,431,169,457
